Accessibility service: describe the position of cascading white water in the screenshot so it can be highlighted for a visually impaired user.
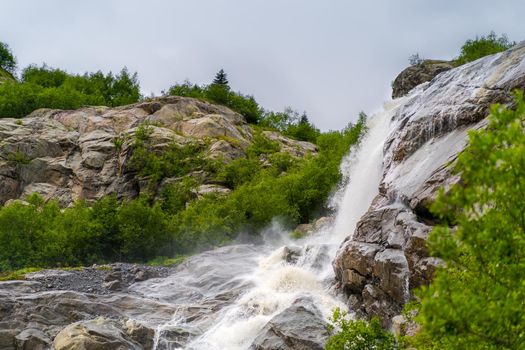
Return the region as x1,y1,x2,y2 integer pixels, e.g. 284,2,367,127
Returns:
132,97,408,350
330,98,408,242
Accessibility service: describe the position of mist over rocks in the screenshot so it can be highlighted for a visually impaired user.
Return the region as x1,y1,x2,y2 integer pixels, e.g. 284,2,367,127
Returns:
333,42,525,325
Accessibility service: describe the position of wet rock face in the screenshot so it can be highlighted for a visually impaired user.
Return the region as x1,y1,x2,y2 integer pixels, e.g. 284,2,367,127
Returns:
0,263,178,350
0,96,316,206
250,298,329,350
391,60,454,99
334,43,525,325
53,318,144,350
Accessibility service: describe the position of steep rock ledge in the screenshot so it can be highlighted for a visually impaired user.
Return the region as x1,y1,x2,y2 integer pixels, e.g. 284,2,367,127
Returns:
334,42,525,325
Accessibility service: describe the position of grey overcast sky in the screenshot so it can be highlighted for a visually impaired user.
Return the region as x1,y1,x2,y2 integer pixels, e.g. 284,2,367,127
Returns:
1,0,524,130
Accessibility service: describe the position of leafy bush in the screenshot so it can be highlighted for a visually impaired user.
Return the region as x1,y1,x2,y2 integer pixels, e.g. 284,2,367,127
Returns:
411,92,525,349
455,31,515,66
0,64,141,118
0,41,16,74
326,308,401,350
0,194,172,270
129,123,210,186
245,130,281,157
259,108,321,142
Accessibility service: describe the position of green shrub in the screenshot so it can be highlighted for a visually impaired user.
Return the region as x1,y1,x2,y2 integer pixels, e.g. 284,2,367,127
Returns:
129,124,209,186
116,198,171,261
159,177,197,214
455,31,515,66
246,131,281,157
326,308,401,350
259,108,321,142
0,64,141,118
282,114,320,143
0,41,16,74
217,157,262,189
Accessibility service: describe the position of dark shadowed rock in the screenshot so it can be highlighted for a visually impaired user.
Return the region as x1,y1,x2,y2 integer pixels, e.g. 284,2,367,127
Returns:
124,319,156,350
391,60,454,98
15,328,52,350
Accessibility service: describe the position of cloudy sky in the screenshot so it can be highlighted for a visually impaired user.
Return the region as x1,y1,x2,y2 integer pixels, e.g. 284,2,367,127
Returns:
1,0,524,130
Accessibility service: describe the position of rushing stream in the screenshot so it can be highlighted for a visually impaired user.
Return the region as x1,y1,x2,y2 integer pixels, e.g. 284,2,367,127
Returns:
129,98,408,350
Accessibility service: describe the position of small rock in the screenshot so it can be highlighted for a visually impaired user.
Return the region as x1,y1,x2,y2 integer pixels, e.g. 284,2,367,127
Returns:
15,328,51,350
103,280,122,291
104,271,122,282
54,318,142,350
124,319,155,350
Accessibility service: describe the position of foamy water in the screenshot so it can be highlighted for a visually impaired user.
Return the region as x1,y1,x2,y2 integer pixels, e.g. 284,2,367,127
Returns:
130,97,409,350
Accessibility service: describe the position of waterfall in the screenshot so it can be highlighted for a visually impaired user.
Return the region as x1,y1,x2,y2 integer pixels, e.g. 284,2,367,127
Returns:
135,97,409,350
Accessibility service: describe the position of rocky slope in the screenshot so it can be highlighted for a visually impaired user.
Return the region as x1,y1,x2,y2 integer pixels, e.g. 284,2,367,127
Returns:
334,42,525,326
0,96,316,206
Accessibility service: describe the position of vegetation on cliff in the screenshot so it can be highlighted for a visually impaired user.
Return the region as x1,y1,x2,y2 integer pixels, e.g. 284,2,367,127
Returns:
0,41,16,75
168,70,321,142
455,31,515,66
0,62,366,271
326,309,400,350
408,92,525,349
0,118,364,270
0,64,141,118
326,93,525,350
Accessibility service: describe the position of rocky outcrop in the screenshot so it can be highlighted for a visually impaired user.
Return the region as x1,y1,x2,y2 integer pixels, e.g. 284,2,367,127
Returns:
391,60,454,98
0,96,316,206
53,318,145,350
334,43,525,325
250,298,329,350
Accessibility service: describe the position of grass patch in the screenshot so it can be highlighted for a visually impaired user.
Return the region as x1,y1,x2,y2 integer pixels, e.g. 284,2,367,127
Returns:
0,267,42,281
147,255,186,267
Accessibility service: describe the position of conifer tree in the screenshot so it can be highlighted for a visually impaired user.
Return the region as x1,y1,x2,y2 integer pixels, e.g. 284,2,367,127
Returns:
212,69,229,86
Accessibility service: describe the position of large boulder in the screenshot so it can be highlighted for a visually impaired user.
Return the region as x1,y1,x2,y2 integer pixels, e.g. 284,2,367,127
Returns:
250,298,329,350
391,59,454,98
15,328,52,350
53,318,143,350
335,43,525,325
